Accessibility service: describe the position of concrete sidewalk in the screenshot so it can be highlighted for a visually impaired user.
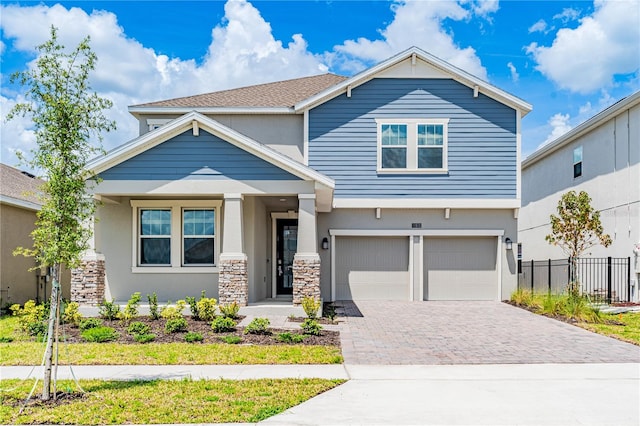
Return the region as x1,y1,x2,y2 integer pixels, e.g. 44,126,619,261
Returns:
4,363,639,425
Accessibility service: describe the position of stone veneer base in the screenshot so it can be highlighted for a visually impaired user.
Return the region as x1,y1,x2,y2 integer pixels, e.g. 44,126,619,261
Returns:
71,258,106,306
218,258,248,306
292,257,321,304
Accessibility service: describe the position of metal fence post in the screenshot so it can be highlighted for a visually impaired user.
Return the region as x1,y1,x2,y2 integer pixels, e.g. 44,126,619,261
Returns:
548,258,552,294
531,260,534,292
607,256,612,304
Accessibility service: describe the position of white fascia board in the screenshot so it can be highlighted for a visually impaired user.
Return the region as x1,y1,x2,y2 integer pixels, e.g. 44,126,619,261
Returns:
128,106,295,116
87,111,334,190
294,46,532,116
333,198,520,209
329,229,505,237
0,195,42,211
522,90,640,169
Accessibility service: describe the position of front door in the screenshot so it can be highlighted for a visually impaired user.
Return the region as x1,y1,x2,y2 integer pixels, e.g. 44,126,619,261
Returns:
276,219,298,295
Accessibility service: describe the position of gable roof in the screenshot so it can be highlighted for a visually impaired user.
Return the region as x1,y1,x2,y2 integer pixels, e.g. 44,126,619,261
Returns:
87,111,334,190
522,90,640,169
130,73,347,112
0,163,44,211
295,46,532,115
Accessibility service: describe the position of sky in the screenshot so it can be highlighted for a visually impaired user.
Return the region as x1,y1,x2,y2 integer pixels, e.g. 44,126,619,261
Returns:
1,0,639,170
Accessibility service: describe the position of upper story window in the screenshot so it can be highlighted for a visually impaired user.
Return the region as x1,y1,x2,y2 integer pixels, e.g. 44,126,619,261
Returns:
131,200,221,273
376,118,449,173
573,146,583,178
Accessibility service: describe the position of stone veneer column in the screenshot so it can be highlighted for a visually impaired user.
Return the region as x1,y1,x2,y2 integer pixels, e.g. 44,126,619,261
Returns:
71,214,106,305
293,194,321,304
71,253,106,305
218,194,248,306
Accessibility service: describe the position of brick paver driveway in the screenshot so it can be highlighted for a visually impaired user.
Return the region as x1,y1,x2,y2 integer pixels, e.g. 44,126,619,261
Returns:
336,301,640,364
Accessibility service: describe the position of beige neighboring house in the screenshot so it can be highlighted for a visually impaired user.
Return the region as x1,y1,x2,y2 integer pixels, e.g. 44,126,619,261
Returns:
519,91,639,300
0,163,70,306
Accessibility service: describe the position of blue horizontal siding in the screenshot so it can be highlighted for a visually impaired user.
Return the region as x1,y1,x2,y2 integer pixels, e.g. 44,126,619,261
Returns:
308,78,517,198
100,130,299,181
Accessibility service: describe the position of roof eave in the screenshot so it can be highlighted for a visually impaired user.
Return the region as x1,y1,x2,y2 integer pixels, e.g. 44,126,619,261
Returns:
522,90,640,169
128,106,296,117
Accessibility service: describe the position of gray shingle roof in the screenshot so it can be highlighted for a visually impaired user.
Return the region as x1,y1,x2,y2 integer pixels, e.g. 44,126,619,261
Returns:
132,73,347,108
0,163,44,206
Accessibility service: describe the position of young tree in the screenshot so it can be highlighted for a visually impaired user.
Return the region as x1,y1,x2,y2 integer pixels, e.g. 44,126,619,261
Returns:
545,190,612,294
7,26,116,400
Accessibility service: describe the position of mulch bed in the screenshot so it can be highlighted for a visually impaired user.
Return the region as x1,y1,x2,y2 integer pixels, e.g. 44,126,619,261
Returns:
287,317,340,325
505,301,624,325
56,316,341,346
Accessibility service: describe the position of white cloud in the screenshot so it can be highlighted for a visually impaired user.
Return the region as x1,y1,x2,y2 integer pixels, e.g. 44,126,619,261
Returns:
528,19,548,34
470,0,499,18
0,0,328,167
539,113,572,148
527,0,640,94
553,7,581,23
507,62,519,82
329,0,494,80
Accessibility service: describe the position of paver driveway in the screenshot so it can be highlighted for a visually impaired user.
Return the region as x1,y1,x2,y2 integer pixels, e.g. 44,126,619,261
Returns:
336,300,640,364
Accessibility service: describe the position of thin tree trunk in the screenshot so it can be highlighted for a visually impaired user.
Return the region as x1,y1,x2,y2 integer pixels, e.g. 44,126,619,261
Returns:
41,263,61,401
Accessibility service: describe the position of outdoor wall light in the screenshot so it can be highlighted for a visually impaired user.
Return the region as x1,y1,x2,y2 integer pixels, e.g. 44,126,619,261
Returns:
322,237,329,250
505,237,513,250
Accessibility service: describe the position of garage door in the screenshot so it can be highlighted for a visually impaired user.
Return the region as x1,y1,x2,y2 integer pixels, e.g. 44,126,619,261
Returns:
423,237,497,300
335,236,409,300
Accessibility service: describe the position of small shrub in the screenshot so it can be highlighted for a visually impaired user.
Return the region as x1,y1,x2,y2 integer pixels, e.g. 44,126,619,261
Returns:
79,318,103,331
219,301,240,319
196,297,218,322
160,300,186,320
211,316,236,333
277,331,305,343
0,336,14,343
62,302,83,326
10,300,46,333
244,317,270,335
118,292,141,323
27,321,46,337
98,300,121,321
147,292,159,320
134,333,156,343
186,295,199,320
301,296,321,319
324,303,337,321
81,326,119,343
301,318,322,336
185,332,204,343
127,321,151,336
165,317,188,333
221,335,242,344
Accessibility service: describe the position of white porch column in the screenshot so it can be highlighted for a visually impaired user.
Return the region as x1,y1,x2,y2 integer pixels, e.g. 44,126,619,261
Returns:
219,194,248,305
293,194,321,304
71,208,106,306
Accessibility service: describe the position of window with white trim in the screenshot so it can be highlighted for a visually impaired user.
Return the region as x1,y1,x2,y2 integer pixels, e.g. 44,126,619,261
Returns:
573,146,582,178
131,200,221,272
377,118,449,173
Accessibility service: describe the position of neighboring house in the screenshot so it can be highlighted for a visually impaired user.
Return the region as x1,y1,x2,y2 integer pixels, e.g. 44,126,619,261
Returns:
0,163,71,305
73,47,532,306
519,91,639,295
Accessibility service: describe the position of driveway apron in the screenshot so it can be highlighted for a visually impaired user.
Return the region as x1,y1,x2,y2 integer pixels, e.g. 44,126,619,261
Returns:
336,300,640,364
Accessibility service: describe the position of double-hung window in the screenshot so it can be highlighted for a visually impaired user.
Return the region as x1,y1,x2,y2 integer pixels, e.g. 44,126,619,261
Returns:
131,200,221,273
377,119,448,173
573,146,583,178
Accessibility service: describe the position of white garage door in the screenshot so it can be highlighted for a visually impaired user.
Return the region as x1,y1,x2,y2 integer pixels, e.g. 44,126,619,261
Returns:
423,237,497,300
335,236,409,300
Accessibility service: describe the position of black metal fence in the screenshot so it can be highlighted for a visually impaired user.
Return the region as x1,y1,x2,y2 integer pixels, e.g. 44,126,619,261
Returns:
518,257,632,303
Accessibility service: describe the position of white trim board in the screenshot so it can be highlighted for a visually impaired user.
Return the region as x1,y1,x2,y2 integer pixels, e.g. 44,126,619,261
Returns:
333,198,520,209
329,229,505,237
0,195,42,211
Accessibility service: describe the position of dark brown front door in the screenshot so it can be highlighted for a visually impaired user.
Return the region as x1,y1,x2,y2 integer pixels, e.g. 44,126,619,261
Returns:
276,219,298,295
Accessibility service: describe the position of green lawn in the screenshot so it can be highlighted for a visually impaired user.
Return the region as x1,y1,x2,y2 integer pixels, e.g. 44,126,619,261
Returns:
0,315,342,365
579,312,640,345
0,378,344,424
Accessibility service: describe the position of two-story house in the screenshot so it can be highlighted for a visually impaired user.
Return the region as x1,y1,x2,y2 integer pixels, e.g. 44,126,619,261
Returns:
73,47,531,306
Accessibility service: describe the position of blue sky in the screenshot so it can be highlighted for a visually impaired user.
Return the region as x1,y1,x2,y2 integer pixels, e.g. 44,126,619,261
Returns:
1,0,639,168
